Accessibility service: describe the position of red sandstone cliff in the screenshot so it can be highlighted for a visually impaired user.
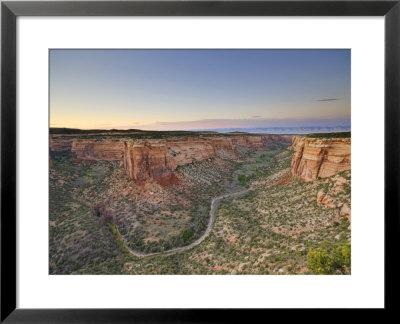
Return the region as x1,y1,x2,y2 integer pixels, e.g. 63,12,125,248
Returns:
50,138,124,160
50,135,292,182
122,136,292,182
49,138,73,152
123,141,174,182
71,140,124,161
290,136,351,182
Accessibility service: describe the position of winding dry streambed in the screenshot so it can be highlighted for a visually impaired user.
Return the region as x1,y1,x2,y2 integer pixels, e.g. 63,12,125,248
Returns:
116,186,253,258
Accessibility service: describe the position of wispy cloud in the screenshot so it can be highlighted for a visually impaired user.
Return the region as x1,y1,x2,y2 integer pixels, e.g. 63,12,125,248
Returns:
314,98,339,102
130,117,351,131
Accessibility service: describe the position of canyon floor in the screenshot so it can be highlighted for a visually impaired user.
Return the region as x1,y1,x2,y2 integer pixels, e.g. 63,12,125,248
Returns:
49,139,350,275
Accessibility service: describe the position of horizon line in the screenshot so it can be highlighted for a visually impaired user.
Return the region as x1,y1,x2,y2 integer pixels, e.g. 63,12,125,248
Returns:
49,125,351,132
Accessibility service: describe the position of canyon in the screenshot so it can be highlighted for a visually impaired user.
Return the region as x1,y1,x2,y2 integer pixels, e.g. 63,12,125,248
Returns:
290,136,351,182
50,134,292,182
49,131,351,275
50,133,351,184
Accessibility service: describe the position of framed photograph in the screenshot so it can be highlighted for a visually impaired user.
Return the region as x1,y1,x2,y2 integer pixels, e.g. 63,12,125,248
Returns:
1,0,399,321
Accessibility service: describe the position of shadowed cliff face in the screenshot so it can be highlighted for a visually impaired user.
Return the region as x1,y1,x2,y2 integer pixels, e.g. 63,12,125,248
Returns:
49,138,74,152
50,135,292,182
122,136,291,182
49,138,124,160
123,141,174,182
72,140,125,161
290,136,351,182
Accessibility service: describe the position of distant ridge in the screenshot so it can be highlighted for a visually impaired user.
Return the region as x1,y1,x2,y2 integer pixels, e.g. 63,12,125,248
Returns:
50,128,195,135
306,131,351,139
226,131,249,134
192,125,351,135
50,128,143,134
50,125,350,135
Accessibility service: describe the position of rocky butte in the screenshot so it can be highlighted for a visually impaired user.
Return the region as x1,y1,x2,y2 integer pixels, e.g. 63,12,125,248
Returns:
290,136,351,182
50,135,292,183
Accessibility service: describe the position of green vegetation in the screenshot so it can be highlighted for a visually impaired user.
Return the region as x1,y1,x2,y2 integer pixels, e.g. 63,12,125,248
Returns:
308,242,351,274
237,174,246,185
306,132,350,139
109,223,132,256
49,138,351,275
50,127,143,135
50,127,276,141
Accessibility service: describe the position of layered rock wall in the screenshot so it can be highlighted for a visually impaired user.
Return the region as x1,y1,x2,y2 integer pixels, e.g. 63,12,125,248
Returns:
123,141,174,182
290,136,351,181
49,138,73,152
122,136,276,182
71,140,124,161
50,135,292,182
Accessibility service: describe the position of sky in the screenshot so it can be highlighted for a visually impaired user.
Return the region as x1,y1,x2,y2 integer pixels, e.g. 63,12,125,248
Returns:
49,49,350,131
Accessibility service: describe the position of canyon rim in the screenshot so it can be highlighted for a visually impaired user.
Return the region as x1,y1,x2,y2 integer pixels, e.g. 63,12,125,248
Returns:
49,49,351,275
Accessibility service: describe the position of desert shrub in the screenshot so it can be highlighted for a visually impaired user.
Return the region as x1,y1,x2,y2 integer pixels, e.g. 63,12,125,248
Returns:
308,243,351,274
332,242,351,271
307,248,333,274
237,174,246,185
181,228,194,245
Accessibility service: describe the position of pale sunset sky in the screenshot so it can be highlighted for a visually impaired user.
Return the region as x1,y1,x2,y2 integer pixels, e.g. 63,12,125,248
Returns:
49,49,350,131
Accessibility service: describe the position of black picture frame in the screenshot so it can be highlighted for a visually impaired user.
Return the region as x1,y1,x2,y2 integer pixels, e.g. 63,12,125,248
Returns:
1,0,399,322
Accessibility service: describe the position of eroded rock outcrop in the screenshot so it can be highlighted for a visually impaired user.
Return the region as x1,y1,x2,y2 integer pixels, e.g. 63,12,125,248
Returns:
290,136,351,182
122,136,291,182
49,138,73,152
50,138,124,160
71,140,124,161
50,134,292,182
317,189,351,222
123,141,174,182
